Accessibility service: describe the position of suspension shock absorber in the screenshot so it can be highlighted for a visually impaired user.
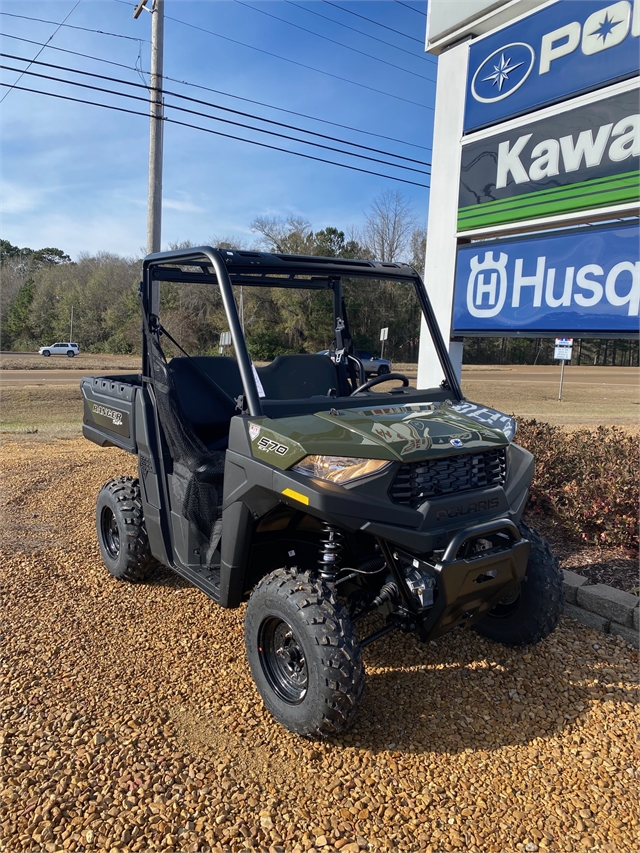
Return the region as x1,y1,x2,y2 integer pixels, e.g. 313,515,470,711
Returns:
317,523,343,582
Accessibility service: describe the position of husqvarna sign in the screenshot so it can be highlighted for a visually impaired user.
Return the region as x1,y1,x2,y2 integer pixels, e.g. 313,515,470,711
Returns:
452,223,639,334
465,0,640,132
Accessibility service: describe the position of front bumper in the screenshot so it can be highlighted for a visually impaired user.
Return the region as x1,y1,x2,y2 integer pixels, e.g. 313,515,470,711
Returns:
392,518,530,641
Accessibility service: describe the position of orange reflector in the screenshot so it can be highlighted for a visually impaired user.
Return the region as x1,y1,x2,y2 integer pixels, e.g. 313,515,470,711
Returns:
282,488,310,506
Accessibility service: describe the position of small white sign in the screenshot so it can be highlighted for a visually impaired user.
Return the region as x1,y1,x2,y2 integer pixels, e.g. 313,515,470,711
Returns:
380,327,389,341
220,331,232,346
555,337,573,347
554,345,572,361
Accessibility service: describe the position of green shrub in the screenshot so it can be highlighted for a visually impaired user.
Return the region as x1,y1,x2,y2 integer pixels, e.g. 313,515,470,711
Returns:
517,421,639,550
246,330,303,361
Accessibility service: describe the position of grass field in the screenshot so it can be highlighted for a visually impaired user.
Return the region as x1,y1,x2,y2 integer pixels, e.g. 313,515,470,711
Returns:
1,356,637,439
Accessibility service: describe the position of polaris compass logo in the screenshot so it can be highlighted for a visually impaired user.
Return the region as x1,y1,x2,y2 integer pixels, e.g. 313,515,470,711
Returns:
472,43,535,103
470,0,640,105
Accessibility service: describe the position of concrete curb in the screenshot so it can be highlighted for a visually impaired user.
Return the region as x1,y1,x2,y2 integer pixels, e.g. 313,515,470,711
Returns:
562,569,639,648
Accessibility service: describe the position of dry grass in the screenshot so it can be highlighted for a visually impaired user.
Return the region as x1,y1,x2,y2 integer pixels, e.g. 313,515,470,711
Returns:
459,379,639,429
1,359,638,439
0,353,140,371
0,386,83,439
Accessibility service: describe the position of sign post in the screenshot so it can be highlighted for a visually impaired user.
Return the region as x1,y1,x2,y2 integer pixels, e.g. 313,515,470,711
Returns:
554,338,573,401
380,326,389,359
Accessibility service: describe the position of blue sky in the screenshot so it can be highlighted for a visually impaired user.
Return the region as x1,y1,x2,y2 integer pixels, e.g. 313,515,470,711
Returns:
1,0,436,259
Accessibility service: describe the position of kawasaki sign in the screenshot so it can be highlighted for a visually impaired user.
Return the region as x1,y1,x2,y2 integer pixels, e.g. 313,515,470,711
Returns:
458,88,639,231
452,223,639,335
465,0,640,133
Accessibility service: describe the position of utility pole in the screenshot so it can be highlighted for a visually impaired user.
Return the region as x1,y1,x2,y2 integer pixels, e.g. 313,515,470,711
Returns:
134,0,164,255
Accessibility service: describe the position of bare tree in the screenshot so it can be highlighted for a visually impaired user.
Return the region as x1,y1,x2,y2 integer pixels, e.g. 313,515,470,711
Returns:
409,226,427,275
363,190,418,262
250,215,315,254
207,233,252,250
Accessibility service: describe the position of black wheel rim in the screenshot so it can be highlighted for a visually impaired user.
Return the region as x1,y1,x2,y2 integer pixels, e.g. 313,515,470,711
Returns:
486,584,521,619
100,506,120,560
258,616,308,705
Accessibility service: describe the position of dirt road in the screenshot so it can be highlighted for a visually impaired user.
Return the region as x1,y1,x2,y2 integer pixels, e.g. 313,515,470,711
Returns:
0,364,636,388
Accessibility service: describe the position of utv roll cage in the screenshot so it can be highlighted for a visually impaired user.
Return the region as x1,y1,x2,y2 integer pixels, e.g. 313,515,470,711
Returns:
140,246,463,409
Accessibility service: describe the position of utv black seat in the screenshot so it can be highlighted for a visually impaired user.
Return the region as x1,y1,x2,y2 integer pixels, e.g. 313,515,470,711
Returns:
167,356,243,449
256,354,339,400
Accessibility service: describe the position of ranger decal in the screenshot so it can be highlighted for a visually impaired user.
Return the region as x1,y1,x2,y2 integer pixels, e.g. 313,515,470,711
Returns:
92,403,123,426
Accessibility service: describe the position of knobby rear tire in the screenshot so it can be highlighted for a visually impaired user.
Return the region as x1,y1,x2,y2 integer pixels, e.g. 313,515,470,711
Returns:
245,568,365,737
96,476,158,582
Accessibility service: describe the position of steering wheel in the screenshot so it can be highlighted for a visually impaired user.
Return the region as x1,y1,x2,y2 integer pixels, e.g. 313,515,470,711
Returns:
351,372,410,396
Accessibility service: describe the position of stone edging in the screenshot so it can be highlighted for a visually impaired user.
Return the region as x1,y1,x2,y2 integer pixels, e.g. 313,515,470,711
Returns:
562,570,639,649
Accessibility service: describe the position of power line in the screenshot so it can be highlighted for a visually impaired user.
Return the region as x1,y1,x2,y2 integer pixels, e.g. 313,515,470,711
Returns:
0,63,430,176
284,0,433,65
1,53,431,169
0,81,430,188
2,8,430,110
0,11,147,43
1,31,434,152
163,10,431,110
321,0,424,44
393,0,427,17
0,0,83,105
232,0,432,81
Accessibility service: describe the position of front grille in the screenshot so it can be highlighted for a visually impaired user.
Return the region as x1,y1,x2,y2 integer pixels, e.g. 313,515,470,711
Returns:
389,447,507,507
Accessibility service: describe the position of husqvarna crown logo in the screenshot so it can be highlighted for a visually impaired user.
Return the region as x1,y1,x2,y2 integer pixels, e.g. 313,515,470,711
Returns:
466,252,509,318
470,0,638,104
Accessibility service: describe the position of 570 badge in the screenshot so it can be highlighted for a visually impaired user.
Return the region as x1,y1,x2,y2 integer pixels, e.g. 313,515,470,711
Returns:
257,436,289,456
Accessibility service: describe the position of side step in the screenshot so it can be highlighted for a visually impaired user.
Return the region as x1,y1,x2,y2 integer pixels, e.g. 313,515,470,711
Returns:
171,562,221,602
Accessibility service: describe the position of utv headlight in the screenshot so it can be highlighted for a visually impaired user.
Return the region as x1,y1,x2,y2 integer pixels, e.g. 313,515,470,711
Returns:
293,455,392,484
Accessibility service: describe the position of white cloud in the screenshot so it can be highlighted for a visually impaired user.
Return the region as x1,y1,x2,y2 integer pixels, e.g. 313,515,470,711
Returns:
1,182,44,215
162,193,206,214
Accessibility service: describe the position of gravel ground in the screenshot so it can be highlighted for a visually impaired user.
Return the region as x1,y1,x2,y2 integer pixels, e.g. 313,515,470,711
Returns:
1,439,638,853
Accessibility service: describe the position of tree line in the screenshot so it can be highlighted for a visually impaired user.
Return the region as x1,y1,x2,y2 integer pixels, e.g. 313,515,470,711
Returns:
1,190,637,366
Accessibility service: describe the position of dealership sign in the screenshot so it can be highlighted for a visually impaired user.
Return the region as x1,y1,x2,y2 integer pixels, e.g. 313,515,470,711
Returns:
458,88,639,230
452,223,639,334
464,0,640,133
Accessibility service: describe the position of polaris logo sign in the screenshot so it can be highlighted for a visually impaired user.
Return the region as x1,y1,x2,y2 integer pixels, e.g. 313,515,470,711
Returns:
465,0,640,132
452,223,639,334
471,43,535,104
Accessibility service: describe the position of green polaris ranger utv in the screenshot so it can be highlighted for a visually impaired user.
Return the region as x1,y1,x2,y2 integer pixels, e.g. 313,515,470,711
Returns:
82,247,563,736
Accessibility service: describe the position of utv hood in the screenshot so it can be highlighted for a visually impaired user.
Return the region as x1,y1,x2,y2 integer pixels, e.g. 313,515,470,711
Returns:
249,401,516,470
